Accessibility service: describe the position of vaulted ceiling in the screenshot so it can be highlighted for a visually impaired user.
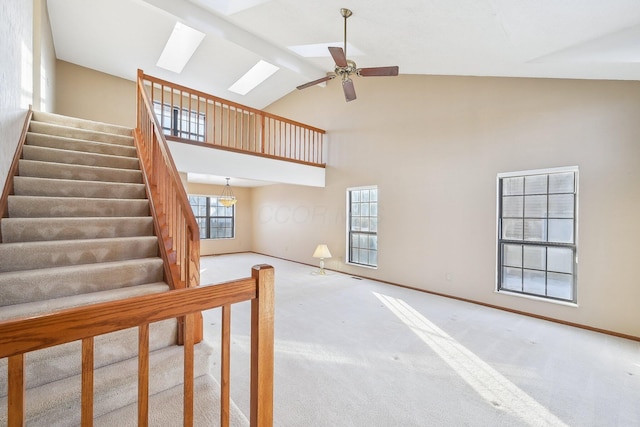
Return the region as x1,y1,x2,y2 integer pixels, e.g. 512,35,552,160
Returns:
48,0,640,110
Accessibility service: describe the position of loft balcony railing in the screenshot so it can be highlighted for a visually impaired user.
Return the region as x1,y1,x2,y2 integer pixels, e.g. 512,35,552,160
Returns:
140,71,326,167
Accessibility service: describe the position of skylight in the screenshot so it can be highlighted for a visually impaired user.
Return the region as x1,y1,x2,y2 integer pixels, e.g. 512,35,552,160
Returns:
156,22,205,74
228,60,279,95
192,0,271,16
288,42,364,58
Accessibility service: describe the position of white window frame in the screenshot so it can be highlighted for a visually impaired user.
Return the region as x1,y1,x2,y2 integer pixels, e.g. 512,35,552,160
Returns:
346,185,378,269
188,194,235,240
153,101,206,142
496,166,579,305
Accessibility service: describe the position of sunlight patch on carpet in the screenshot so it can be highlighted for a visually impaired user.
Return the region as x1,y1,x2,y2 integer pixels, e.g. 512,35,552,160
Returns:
373,292,568,427
221,334,367,366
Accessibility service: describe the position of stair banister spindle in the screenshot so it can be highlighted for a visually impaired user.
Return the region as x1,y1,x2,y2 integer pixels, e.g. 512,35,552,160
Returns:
81,337,95,425
7,354,25,426
183,312,195,427
138,324,150,426
221,304,232,427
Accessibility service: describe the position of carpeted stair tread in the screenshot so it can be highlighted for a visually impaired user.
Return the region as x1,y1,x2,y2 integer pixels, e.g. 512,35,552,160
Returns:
0,319,178,396
0,342,212,426
12,176,146,200
32,111,133,137
18,159,142,183
0,258,164,305
1,216,153,242
29,121,134,146
95,374,250,427
0,235,158,273
0,281,170,321
0,112,218,426
22,144,140,170
26,132,137,158
8,195,149,217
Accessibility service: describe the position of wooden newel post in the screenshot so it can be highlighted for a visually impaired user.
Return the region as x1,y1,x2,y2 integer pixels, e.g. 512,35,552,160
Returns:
250,264,275,427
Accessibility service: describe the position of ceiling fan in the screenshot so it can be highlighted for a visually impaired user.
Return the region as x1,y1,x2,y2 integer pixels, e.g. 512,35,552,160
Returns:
296,8,399,102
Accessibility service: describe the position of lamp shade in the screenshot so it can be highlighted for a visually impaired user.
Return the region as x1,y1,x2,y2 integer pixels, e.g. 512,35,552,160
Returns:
313,244,332,259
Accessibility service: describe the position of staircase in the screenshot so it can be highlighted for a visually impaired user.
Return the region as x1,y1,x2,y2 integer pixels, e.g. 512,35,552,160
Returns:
0,112,247,426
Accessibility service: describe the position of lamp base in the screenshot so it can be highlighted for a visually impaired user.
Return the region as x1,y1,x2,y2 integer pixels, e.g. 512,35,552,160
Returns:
312,259,327,275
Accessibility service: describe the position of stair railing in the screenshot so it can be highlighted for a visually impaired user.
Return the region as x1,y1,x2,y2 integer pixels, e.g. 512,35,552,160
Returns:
139,70,326,166
0,264,275,427
135,70,200,296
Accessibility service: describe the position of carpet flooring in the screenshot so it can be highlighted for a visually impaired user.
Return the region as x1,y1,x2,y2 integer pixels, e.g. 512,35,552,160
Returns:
201,253,640,427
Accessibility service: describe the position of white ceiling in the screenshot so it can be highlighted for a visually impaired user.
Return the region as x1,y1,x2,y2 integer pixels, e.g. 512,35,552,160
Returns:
47,0,640,187
48,0,640,111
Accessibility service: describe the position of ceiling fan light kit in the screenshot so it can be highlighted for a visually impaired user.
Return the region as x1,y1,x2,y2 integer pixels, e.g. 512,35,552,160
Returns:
296,8,399,102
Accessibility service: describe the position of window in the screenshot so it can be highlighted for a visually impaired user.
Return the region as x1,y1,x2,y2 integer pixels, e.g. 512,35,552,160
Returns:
188,195,235,239
347,186,378,267
153,102,205,141
497,167,578,302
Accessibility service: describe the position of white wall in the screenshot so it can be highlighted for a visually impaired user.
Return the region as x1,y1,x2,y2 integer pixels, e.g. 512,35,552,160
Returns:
0,0,56,193
0,0,33,193
259,74,640,338
33,0,56,113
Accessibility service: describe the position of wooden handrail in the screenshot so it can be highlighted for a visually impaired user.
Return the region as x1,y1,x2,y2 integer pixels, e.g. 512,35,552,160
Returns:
139,71,326,166
135,70,200,294
136,69,203,346
0,264,275,426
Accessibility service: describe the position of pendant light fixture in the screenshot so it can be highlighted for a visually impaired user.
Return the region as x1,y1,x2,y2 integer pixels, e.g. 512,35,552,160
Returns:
219,177,237,207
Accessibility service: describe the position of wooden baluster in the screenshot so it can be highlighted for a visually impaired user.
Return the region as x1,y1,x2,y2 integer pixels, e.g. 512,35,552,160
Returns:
161,83,165,139
81,337,94,426
221,103,225,147
213,101,217,146
138,324,149,427
233,107,238,149
314,132,318,164
8,354,25,427
292,124,295,159
188,93,192,138
250,265,275,427
262,117,266,154
279,121,283,157
304,128,308,163
221,304,231,427
183,313,195,427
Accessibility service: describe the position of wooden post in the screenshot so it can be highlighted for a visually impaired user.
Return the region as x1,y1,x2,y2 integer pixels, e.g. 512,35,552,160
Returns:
250,265,275,426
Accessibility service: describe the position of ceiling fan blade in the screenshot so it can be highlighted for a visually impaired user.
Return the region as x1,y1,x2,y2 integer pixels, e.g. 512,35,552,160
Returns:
342,78,356,102
328,46,348,67
296,74,336,90
358,66,399,77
